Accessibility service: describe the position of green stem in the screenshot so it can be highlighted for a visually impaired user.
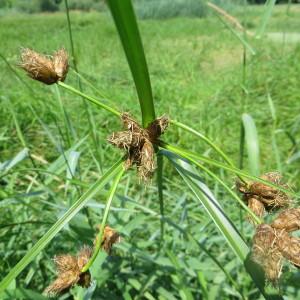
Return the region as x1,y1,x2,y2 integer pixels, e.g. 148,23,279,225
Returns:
81,167,125,272
162,146,261,224
54,84,75,147
64,0,103,173
160,142,297,197
64,0,77,69
57,81,121,117
157,153,164,242
170,119,247,184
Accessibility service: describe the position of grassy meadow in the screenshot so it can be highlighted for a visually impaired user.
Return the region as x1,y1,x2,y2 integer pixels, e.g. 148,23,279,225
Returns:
1,3,300,299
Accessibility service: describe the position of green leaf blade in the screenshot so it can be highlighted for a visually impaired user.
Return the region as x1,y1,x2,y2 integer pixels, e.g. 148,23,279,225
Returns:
242,113,260,176
107,0,156,127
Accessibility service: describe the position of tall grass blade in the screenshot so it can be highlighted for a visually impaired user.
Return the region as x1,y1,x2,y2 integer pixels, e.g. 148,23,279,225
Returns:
161,142,298,198
157,153,164,242
106,0,156,127
82,167,124,271
0,148,29,174
165,150,248,260
241,113,260,176
0,159,124,292
256,0,276,39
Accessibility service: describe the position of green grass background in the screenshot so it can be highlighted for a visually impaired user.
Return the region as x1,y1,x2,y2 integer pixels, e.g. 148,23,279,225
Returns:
1,3,300,299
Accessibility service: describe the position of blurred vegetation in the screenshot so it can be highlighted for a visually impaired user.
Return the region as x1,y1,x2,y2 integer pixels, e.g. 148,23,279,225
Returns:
0,0,246,17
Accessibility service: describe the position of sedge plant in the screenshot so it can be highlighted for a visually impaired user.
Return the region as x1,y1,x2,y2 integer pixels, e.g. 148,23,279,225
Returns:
1,1,300,299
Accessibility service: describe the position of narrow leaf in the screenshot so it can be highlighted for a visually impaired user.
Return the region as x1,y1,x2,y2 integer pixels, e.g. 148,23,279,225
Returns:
0,148,29,173
242,113,260,176
256,0,276,39
106,0,156,127
165,150,248,260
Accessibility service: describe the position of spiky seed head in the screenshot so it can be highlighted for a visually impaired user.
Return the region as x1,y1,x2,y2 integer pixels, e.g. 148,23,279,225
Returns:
77,246,93,270
250,172,290,209
53,254,78,273
147,115,169,142
252,224,283,283
276,229,300,267
45,270,80,296
102,226,121,254
53,48,69,82
248,197,265,220
19,48,69,85
138,141,155,181
237,172,290,215
19,48,58,84
45,246,92,296
271,208,300,232
109,113,168,181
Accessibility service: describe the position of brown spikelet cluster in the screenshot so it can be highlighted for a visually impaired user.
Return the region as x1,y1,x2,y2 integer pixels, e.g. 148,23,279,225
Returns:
45,226,121,296
252,208,300,283
19,48,68,84
237,172,290,220
45,246,92,296
252,224,283,283
93,225,121,255
108,113,169,181
102,225,121,254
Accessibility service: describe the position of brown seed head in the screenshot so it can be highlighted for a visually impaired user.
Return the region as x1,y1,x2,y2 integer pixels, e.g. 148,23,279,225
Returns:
138,141,155,181
252,224,283,283
45,246,92,296
247,197,265,220
19,48,69,85
53,48,69,82
237,172,290,218
19,48,58,85
102,226,121,254
276,229,300,267
108,113,169,180
271,208,300,232
250,172,290,209
146,115,169,142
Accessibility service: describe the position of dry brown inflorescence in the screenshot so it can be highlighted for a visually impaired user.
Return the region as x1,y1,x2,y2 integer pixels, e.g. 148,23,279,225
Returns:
237,172,290,220
252,208,300,284
108,113,169,181
19,48,68,84
45,226,120,296
45,246,92,296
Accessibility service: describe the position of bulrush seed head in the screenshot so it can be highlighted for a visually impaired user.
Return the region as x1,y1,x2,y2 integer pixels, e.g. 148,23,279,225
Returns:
53,48,69,82
271,208,300,232
102,226,121,254
276,229,300,267
247,197,265,220
252,224,283,283
19,48,69,84
45,246,92,296
108,113,169,181
94,225,121,255
237,172,290,219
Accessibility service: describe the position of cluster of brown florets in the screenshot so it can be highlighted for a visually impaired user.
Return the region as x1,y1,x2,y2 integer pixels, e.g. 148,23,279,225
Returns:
19,48,68,84
237,172,300,284
252,209,300,284
45,226,120,297
237,172,290,221
108,113,169,181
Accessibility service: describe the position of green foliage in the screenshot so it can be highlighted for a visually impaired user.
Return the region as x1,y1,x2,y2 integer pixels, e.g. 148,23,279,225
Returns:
1,3,300,299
